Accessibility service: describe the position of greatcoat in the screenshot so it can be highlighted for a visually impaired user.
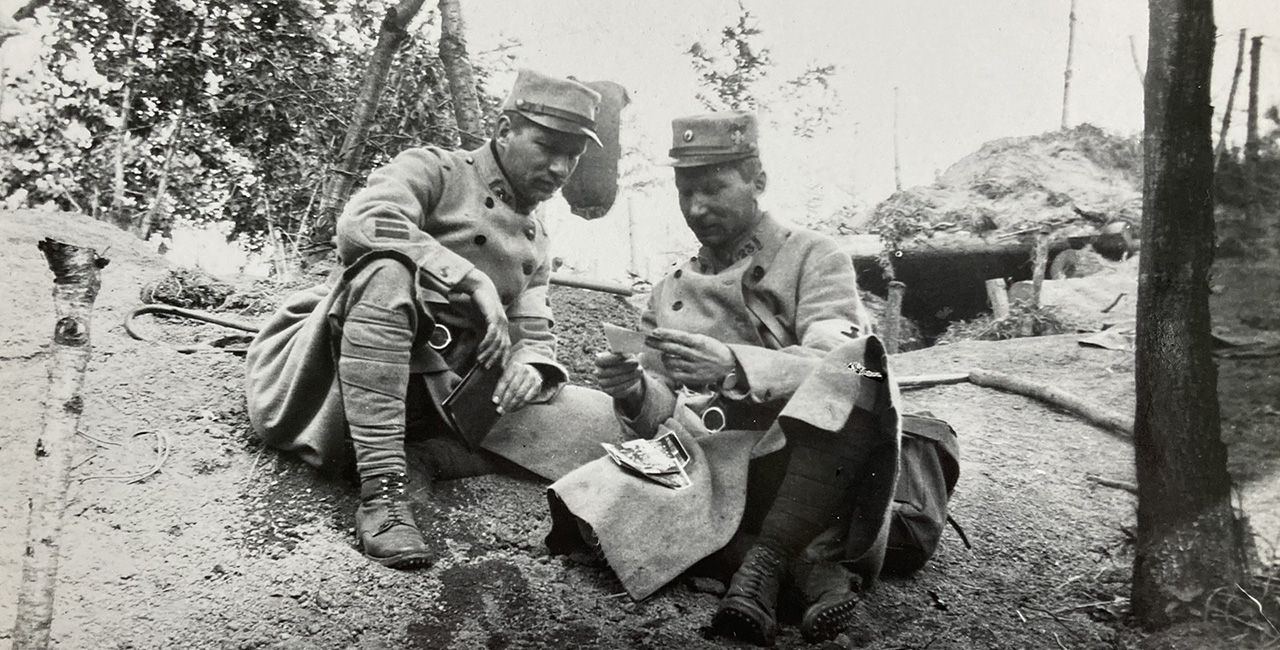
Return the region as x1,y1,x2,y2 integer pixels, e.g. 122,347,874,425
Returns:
547,214,902,600
245,142,619,480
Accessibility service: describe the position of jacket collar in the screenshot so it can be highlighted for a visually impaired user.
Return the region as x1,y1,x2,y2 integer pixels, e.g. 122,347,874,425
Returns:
696,212,786,273
472,141,533,214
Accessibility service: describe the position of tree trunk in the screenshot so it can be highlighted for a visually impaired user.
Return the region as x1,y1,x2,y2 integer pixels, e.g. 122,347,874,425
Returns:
1060,0,1077,130
1132,0,1246,630
437,0,484,149
1213,29,1246,170
111,16,142,230
309,0,427,252
135,104,186,241
13,240,106,649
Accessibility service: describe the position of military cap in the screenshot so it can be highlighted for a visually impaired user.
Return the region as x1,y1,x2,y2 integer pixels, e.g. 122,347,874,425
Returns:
667,111,759,167
502,69,603,146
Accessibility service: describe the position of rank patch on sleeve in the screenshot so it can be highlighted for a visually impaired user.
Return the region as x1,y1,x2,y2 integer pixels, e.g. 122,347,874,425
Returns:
373,219,410,240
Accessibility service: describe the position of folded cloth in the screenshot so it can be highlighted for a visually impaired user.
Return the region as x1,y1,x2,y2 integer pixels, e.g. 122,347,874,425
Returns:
546,336,902,600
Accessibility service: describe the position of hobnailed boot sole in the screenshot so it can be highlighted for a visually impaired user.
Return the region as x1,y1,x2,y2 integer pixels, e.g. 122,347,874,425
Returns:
799,592,860,643
357,539,435,570
711,600,777,647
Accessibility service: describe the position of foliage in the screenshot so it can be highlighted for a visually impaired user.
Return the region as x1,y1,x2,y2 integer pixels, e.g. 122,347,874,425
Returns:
0,0,499,249
685,2,838,139
935,300,1076,345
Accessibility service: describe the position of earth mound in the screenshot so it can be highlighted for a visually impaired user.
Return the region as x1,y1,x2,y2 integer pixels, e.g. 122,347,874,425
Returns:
867,124,1142,246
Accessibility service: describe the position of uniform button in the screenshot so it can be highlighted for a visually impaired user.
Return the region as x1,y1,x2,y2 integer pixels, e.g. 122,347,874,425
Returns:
672,301,683,311
522,261,535,275
524,227,536,241
485,197,495,209
473,234,487,246
673,269,683,279
751,265,765,281
465,156,474,165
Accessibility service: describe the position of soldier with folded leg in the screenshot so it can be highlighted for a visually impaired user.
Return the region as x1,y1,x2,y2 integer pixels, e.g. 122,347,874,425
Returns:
548,111,901,645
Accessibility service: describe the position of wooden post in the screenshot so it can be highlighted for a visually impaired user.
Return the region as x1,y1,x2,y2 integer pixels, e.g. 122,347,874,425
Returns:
881,280,905,353
985,278,1010,319
892,86,902,192
627,192,642,278
1031,228,1051,307
1245,36,1262,170
1060,0,1078,129
1245,36,1264,238
1214,29,1247,170
14,240,107,649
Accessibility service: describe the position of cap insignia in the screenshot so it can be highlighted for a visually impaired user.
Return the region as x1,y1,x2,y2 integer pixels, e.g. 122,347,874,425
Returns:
683,129,694,143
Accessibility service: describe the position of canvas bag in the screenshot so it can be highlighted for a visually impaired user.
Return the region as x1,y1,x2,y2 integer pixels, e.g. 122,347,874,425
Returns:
882,411,967,574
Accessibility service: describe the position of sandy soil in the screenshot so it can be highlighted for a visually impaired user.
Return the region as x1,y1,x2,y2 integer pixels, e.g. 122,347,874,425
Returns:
1,209,1275,649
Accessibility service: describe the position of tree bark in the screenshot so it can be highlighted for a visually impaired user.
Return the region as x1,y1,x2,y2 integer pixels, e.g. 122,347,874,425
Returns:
13,240,106,649
309,0,427,251
437,0,484,149
1060,0,1077,129
1132,0,1246,629
111,17,142,231
135,104,186,241
1214,29,1246,170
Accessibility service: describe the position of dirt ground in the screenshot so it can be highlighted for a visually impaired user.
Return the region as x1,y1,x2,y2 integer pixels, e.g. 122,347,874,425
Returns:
1,209,1277,649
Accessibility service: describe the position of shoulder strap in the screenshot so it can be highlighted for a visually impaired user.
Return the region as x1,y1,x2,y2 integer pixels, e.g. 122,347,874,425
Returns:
743,290,795,349
739,219,797,349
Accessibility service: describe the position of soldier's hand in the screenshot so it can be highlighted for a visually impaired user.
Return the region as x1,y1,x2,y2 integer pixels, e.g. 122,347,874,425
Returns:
594,352,644,417
492,362,543,414
456,268,510,368
645,328,735,387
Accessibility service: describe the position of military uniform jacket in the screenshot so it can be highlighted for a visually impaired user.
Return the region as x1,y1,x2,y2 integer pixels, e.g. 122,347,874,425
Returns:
623,212,871,444
547,217,901,599
245,142,569,471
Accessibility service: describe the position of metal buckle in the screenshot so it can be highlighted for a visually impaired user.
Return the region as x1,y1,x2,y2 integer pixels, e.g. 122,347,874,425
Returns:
428,323,452,351
701,406,726,433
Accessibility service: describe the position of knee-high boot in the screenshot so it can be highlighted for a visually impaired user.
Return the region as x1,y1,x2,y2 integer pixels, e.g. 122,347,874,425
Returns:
710,410,876,645
339,262,434,569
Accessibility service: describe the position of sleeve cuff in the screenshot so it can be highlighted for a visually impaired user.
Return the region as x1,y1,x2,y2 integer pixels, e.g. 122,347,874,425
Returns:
617,372,677,438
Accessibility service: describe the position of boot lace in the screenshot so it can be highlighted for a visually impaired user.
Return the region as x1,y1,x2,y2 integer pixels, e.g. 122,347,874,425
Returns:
368,474,419,536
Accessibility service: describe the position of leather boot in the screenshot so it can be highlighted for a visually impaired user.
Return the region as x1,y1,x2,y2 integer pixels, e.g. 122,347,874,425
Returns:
355,473,435,569
711,544,784,646
792,560,860,643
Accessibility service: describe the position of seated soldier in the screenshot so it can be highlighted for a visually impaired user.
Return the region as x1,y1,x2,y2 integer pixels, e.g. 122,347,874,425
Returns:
546,112,902,645
245,69,622,570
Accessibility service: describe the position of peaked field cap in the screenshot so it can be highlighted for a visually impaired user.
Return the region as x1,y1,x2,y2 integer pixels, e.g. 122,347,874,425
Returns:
667,111,759,167
501,69,603,146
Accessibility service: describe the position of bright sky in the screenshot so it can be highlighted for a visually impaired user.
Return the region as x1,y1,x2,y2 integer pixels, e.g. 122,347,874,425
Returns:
3,0,1279,277
465,0,1280,205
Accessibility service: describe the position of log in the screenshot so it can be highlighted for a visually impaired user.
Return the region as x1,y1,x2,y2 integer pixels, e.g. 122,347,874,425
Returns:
967,368,1133,438
14,240,108,649
896,368,1134,441
550,273,633,297
985,278,1010,319
845,234,1077,336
